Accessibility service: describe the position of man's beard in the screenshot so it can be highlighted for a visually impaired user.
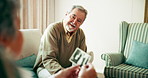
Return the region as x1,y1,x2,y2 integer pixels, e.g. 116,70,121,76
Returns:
65,25,75,32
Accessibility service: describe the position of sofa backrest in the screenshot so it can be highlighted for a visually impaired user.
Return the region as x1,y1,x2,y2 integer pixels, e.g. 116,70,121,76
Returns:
17,29,42,60
119,21,148,59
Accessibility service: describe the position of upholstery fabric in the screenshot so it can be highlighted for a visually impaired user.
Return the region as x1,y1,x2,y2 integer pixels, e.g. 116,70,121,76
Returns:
101,53,124,66
105,64,148,78
123,23,148,59
101,21,148,78
119,21,128,54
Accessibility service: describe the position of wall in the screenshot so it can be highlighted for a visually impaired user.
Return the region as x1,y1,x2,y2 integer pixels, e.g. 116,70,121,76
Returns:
55,0,145,73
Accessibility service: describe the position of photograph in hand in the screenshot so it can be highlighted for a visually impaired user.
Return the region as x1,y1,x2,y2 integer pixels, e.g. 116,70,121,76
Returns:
69,48,91,66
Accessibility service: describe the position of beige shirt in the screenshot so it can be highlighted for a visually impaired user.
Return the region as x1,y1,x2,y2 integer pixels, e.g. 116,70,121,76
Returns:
33,21,87,74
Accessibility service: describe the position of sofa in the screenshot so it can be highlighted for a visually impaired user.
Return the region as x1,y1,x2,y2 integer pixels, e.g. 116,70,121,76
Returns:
16,29,94,78
101,21,148,78
16,29,42,78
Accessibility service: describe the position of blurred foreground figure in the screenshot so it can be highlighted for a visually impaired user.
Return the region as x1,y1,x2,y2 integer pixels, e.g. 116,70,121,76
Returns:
0,0,97,78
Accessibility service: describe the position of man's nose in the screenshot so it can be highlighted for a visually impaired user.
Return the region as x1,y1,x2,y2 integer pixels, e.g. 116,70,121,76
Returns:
73,18,77,24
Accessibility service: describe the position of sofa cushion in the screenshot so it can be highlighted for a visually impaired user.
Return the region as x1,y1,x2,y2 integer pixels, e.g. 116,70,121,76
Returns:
17,29,42,60
16,54,37,68
125,41,148,69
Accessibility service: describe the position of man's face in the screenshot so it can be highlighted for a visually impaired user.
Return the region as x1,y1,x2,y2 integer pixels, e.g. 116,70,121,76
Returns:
63,8,86,32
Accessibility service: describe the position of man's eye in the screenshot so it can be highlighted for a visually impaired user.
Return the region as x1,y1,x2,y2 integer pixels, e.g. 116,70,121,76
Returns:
72,15,75,19
72,16,75,19
77,20,82,23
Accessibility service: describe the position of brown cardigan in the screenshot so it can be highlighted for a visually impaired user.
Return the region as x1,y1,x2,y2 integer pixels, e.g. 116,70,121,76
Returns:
33,21,87,74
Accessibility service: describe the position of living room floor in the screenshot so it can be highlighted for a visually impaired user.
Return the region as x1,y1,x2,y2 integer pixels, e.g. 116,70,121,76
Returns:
97,73,105,78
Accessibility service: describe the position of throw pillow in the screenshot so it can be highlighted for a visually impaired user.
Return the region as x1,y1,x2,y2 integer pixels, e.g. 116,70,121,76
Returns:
125,41,148,69
16,54,37,68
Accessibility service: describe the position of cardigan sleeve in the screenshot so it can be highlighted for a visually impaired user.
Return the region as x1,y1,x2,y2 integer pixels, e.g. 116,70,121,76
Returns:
40,25,63,75
79,29,87,52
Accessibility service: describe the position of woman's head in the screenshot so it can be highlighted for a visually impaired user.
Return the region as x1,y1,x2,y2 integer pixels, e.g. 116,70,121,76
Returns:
0,0,20,41
0,0,23,56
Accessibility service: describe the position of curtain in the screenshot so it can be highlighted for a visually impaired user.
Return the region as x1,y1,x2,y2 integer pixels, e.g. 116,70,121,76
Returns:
19,0,55,33
144,0,148,23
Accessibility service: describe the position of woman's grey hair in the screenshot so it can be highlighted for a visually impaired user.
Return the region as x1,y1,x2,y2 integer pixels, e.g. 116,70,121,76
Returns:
68,5,88,20
0,0,20,41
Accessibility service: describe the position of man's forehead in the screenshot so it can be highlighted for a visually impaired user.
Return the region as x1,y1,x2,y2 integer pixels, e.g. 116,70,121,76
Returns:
70,9,85,20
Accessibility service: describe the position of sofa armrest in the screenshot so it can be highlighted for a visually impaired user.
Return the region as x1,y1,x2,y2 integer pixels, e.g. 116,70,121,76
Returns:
101,53,124,66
